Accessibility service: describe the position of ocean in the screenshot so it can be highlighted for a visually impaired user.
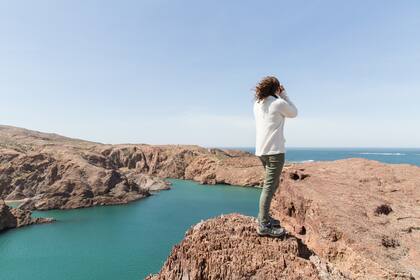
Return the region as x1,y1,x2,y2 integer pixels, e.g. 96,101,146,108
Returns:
231,147,420,166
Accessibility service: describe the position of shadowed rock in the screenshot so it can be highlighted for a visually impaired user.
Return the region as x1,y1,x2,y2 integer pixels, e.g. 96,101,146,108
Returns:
0,199,53,232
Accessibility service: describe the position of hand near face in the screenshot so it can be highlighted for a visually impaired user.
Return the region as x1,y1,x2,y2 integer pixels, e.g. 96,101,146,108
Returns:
279,84,285,94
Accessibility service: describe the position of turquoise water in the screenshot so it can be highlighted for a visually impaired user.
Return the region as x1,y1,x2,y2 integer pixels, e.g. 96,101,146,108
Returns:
230,147,420,166
0,179,261,280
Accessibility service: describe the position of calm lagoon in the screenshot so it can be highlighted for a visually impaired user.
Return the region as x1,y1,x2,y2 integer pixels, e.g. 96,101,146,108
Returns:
0,179,260,280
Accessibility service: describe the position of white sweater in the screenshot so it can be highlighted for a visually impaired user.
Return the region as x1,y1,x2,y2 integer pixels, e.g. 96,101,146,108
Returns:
253,92,298,156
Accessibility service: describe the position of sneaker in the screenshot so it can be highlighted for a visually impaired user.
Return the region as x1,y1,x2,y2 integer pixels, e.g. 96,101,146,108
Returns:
269,216,281,227
257,221,286,238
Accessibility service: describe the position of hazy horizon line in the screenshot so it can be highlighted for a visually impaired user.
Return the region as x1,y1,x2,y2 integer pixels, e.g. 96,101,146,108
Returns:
214,146,420,150
2,124,419,150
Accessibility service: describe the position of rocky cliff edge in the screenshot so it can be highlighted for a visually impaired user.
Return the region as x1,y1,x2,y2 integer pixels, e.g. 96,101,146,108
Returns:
148,159,419,280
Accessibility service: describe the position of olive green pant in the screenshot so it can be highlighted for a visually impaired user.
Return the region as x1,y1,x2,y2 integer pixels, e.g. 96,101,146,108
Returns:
258,153,285,224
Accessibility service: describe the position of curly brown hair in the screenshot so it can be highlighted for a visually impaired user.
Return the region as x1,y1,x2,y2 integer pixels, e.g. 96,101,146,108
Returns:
254,76,281,102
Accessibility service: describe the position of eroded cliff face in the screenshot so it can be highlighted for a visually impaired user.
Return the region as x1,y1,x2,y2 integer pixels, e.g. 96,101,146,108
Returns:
0,199,53,232
0,125,261,210
148,159,420,280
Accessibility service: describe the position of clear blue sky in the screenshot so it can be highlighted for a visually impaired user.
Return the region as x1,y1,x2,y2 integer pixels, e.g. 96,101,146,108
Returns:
1,0,419,147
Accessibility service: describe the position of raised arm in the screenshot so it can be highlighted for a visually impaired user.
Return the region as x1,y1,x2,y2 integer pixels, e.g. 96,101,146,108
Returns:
274,91,298,118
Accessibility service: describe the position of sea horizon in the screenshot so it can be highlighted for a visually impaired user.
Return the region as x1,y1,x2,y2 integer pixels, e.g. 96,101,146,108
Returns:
217,146,420,150
214,147,420,166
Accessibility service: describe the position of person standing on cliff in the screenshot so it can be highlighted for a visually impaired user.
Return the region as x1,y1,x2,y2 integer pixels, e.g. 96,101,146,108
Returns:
253,76,298,237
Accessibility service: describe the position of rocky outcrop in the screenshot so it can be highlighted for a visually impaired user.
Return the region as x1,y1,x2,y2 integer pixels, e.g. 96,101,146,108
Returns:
146,214,341,280
0,199,16,231
0,199,53,232
148,160,420,280
1,125,262,210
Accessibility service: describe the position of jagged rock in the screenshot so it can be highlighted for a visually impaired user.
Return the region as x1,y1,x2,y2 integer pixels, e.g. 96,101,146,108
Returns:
146,214,337,280
0,199,16,231
0,199,53,232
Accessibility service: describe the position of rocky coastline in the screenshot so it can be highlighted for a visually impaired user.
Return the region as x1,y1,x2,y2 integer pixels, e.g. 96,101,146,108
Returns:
0,125,260,211
1,125,419,279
